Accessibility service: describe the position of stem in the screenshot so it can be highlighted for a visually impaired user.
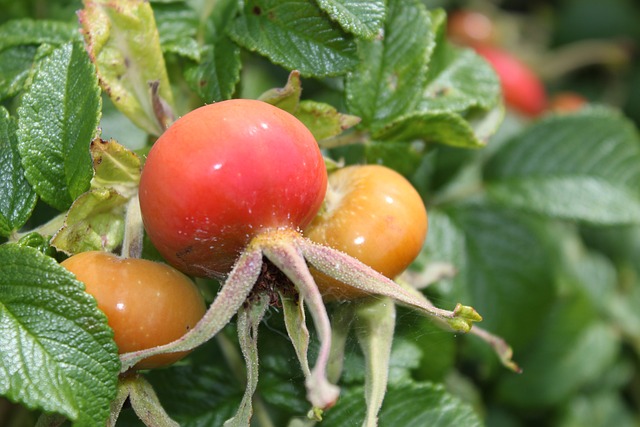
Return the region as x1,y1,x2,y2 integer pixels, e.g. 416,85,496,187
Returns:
119,246,264,372
262,240,340,411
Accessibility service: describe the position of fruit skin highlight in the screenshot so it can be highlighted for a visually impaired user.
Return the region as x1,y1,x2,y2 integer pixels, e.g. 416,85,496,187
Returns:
305,164,428,299
61,251,207,370
138,99,328,279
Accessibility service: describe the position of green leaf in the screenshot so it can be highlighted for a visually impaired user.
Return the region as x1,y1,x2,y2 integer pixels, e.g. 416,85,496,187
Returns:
315,0,385,40
16,41,100,212
0,107,37,237
445,204,556,350
153,2,201,60
50,188,127,254
322,382,482,426
79,0,175,136
0,19,78,50
228,0,358,77
496,295,619,408
0,46,38,100
485,107,640,225
345,0,433,126
0,244,120,426
146,340,244,427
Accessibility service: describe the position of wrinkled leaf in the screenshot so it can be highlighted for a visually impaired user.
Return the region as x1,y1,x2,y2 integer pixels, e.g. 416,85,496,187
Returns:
184,40,241,103
0,244,120,426
182,0,241,102
79,0,175,136
346,0,433,127
90,138,141,197
0,107,37,236
17,41,100,211
51,188,127,254
316,0,385,40
228,0,358,77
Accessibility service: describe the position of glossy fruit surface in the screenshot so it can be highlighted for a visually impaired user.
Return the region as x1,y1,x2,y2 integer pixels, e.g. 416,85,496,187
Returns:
139,99,327,278
474,45,547,117
61,251,206,369
305,165,428,299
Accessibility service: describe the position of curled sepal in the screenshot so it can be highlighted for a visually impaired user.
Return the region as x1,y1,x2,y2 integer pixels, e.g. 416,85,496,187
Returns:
299,239,482,332
119,374,179,427
262,242,340,413
470,326,522,373
224,294,270,427
119,246,263,372
354,297,396,427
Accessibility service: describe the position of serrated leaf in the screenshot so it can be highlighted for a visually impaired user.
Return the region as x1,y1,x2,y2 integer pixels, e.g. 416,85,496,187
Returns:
17,41,100,212
51,188,127,254
228,0,358,77
297,100,360,141
0,107,37,237
485,107,640,225
0,19,78,50
0,244,120,426
0,46,38,100
184,39,241,103
345,0,434,127
315,0,385,40
322,382,482,426
90,138,141,197
79,0,175,136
